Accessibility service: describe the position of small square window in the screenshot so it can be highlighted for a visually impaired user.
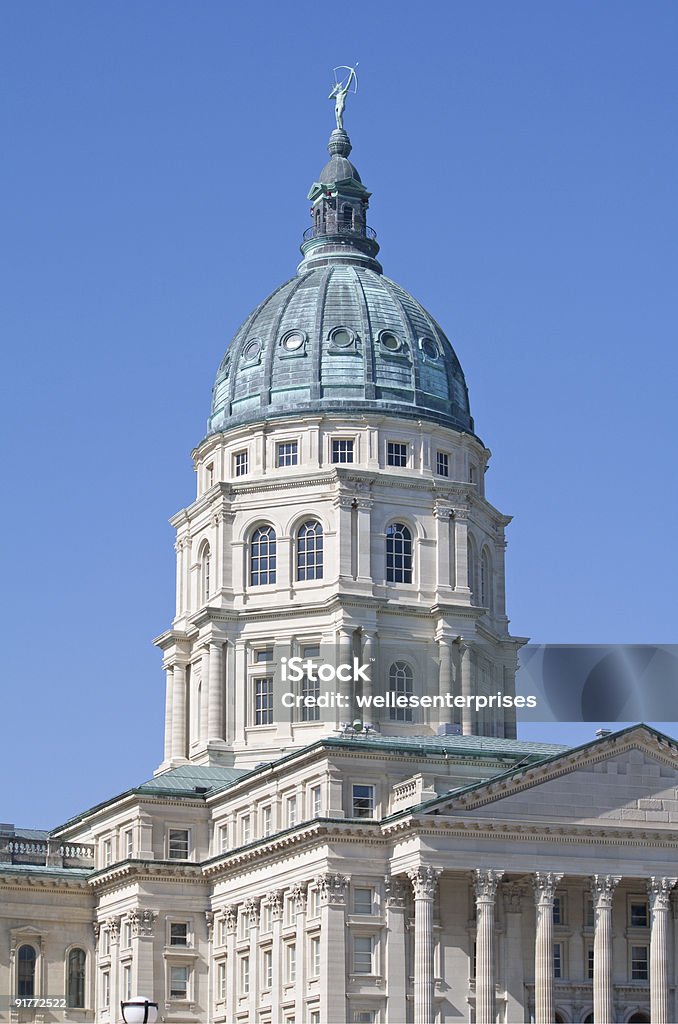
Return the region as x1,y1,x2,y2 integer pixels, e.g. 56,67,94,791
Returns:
387,441,407,467
630,902,648,927
302,644,320,658
352,784,375,818
168,829,189,860
553,942,562,978
170,923,188,946
234,450,249,477
631,945,648,980
170,965,189,999
587,947,594,979
353,888,373,915
436,451,449,477
332,438,354,463
276,441,298,467
255,649,274,663
353,936,373,974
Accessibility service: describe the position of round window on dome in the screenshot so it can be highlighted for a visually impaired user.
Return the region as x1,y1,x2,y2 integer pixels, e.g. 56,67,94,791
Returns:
281,331,306,352
380,331,401,352
243,339,262,362
330,327,354,348
421,337,439,360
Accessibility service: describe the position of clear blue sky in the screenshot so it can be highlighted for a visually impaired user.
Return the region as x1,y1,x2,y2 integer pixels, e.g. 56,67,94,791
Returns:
2,1,676,827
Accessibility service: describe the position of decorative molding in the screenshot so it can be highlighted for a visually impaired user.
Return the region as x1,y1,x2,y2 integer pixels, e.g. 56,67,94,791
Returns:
244,897,260,925
591,874,621,910
408,865,440,900
265,889,284,920
384,875,407,909
128,909,157,938
224,905,237,933
291,882,308,911
647,876,677,912
472,868,504,903
316,873,349,906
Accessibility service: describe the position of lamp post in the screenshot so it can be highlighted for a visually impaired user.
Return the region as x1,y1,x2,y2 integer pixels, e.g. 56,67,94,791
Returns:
120,997,159,1023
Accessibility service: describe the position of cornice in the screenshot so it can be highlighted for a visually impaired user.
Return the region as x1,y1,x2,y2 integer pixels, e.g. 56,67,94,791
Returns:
0,872,92,892
88,859,207,891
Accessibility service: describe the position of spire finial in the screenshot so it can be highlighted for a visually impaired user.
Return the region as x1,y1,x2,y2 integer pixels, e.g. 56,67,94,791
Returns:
328,64,359,131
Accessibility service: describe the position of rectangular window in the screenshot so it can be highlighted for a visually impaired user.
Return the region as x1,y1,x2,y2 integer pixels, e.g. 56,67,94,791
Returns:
234,450,249,477
254,677,273,725
353,936,373,974
387,441,407,467
311,785,322,817
101,929,111,956
553,942,562,979
102,838,112,867
310,936,321,976
353,888,373,915
263,948,273,989
308,887,319,918
262,805,273,837
261,902,272,934
584,895,594,928
217,961,227,1001
332,438,354,463
170,923,188,947
170,965,189,999
630,902,648,927
218,823,229,854
123,920,132,949
206,463,214,488
168,829,189,860
553,896,562,925
240,955,250,995
255,648,274,663
352,784,375,818
631,945,649,980
218,916,227,946
469,463,477,484
240,814,251,846
301,675,320,722
286,795,298,828
286,942,297,983
122,963,132,1001
302,644,321,658
237,909,248,941
354,1014,375,1024
310,1011,321,1024
276,441,298,467
587,947,594,980
102,970,110,1008
124,828,134,859
436,451,449,477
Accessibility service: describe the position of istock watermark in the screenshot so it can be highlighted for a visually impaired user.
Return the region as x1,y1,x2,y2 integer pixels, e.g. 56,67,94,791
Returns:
281,656,371,683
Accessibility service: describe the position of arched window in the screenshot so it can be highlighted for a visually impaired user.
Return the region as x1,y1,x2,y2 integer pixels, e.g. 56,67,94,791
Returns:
297,520,323,581
628,1015,650,1024
480,549,492,609
67,948,86,1008
386,523,413,583
341,204,353,229
250,526,277,586
18,944,37,997
201,544,211,601
389,662,414,721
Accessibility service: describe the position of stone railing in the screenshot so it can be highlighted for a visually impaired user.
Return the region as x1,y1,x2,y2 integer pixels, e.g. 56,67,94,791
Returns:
391,774,438,813
0,837,95,868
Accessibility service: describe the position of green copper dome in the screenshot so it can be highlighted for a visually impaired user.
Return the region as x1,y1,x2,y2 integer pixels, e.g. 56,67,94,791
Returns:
207,127,474,437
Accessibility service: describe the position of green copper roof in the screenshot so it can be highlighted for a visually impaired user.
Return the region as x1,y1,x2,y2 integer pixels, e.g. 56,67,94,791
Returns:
321,733,568,760
206,127,475,439
139,764,246,795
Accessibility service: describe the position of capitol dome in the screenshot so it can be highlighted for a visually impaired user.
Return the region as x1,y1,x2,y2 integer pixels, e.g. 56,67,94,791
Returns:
207,127,474,437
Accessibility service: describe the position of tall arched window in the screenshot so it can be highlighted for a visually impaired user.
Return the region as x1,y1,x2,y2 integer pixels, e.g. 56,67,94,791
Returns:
201,544,211,601
389,662,414,722
480,549,492,609
17,944,36,997
386,523,413,583
250,526,277,586
67,948,86,1008
297,520,323,581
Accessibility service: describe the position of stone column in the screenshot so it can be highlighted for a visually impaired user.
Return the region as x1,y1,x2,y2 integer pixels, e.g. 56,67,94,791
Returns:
473,869,504,1024
337,629,354,722
207,640,224,742
408,866,440,1024
356,497,372,581
385,877,408,1024
648,877,677,1024
361,632,375,716
200,645,210,743
502,884,525,1024
163,667,173,762
224,906,237,1024
129,910,157,1015
533,872,563,1024
170,662,187,760
245,898,260,1024
460,644,474,736
591,874,621,1024
267,891,283,1024
318,873,349,1024
437,636,454,727
292,884,308,1024
453,507,471,594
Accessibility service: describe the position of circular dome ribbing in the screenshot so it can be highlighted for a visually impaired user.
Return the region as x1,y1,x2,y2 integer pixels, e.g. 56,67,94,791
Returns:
207,125,474,438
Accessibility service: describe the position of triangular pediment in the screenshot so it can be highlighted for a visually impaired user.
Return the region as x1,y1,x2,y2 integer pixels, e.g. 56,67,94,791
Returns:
429,726,678,827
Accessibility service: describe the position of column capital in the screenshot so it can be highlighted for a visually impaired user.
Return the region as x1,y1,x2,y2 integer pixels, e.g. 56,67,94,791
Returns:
105,915,121,943
291,882,308,911
452,506,471,521
129,909,157,938
244,897,260,925
647,876,678,911
316,872,349,906
384,875,407,908
533,872,564,907
223,905,238,933
473,868,504,903
433,503,453,520
408,865,440,900
265,889,284,920
591,874,622,910
502,882,525,913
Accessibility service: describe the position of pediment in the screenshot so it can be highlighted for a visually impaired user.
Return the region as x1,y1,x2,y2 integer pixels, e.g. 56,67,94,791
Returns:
430,727,678,827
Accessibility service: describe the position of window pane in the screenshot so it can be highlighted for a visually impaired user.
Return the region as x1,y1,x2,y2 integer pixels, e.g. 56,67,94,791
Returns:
332,439,354,463
389,661,414,722
170,965,189,998
67,948,86,1007
170,923,188,946
254,677,273,725
168,829,189,859
276,441,298,467
352,785,374,818
353,888,373,914
301,675,320,721
18,945,37,997
250,527,277,585
353,936,373,973
387,442,407,467
436,451,449,477
297,520,323,581
386,522,413,583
